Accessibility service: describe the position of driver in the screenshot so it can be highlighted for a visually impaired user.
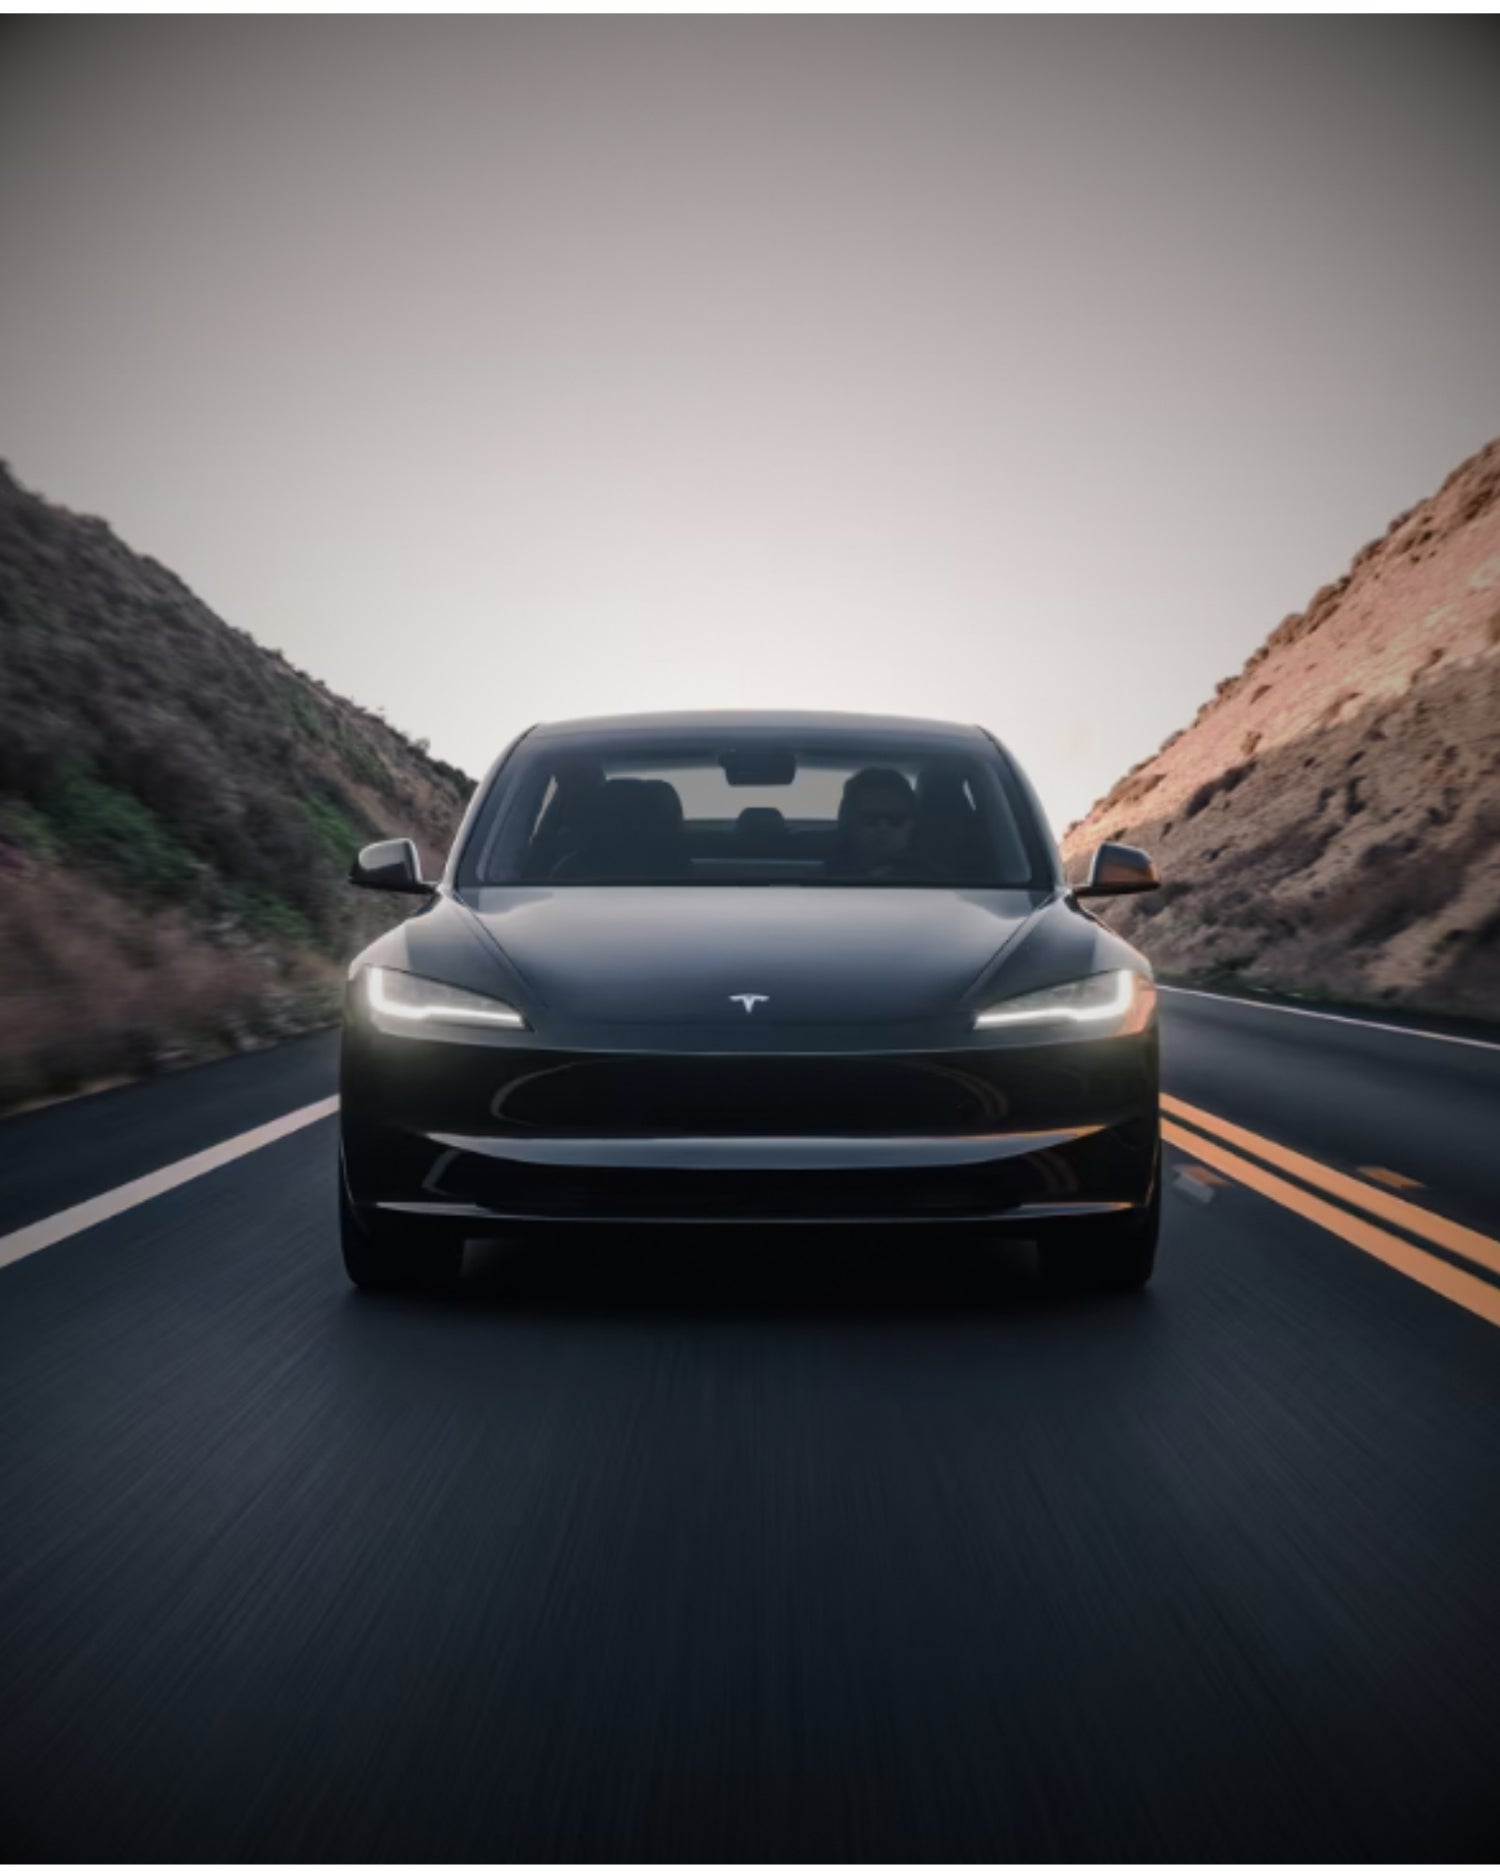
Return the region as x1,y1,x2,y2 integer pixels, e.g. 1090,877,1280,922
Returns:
828,767,928,879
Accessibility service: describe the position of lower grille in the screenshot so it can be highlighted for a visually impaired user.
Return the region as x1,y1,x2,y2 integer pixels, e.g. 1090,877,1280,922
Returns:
492,1056,1011,1135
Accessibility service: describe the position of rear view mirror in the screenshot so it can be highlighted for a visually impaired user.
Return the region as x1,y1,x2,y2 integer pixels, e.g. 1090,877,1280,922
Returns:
350,838,434,895
720,747,797,787
1075,841,1160,898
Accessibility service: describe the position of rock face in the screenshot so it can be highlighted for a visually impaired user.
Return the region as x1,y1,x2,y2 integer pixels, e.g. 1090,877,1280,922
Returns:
1061,438,1500,1022
0,463,476,1109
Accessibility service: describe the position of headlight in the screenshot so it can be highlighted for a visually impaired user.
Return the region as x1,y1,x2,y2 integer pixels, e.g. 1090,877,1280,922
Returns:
365,966,528,1032
974,968,1153,1033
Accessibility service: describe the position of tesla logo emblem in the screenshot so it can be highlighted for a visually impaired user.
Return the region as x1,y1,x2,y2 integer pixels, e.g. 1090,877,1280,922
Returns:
729,993,769,1012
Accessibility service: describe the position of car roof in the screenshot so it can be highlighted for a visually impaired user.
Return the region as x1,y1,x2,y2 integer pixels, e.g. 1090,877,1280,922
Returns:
525,709,992,745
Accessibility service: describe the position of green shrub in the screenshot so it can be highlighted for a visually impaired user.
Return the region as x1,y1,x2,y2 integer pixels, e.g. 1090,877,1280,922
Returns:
236,888,320,949
0,797,62,862
280,678,325,742
44,768,201,897
297,791,367,870
330,718,394,793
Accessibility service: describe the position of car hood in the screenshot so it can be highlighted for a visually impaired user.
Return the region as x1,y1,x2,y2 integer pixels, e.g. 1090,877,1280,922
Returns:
459,885,1048,1026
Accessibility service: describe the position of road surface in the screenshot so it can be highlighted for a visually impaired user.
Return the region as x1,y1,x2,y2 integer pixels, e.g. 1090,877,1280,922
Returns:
2,988,1498,1858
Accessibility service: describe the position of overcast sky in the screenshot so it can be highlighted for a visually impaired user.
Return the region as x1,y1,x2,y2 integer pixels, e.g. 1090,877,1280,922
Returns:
2,17,1498,831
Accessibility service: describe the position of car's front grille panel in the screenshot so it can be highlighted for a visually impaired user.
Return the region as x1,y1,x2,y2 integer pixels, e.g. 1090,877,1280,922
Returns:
491,1056,1007,1136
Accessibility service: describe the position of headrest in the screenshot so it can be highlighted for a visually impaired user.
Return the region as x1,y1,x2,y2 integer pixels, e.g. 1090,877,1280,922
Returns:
735,806,788,844
587,777,684,840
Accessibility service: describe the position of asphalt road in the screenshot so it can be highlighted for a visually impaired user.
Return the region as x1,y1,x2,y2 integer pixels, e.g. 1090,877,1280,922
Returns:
2,991,1499,1859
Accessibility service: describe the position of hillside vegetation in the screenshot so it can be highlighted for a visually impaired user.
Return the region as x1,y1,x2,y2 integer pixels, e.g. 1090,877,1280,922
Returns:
1063,438,1500,1022
0,463,474,1110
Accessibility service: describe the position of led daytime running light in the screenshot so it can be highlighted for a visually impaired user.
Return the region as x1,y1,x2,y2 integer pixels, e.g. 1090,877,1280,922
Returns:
367,966,526,1029
974,968,1136,1030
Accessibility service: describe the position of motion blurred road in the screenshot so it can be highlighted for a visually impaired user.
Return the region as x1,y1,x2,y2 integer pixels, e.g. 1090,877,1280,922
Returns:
2,988,1498,1859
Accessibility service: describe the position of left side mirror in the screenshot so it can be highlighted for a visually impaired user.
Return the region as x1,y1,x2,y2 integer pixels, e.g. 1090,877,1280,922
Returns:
350,838,435,895
1075,840,1160,898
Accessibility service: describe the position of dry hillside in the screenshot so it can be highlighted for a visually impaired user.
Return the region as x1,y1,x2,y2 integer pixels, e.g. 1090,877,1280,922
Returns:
1062,438,1500,1021
0,463,475,1110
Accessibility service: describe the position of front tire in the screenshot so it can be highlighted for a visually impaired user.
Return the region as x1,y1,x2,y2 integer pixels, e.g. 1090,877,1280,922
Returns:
339,1175,463,1292
1038,1173,1160,1293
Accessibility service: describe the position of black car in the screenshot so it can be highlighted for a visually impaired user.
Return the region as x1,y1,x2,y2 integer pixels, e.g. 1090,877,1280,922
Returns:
339,711,1161,1292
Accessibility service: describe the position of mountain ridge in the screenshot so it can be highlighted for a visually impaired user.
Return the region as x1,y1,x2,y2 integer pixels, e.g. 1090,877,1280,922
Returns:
0,462,475,1110
1062,437,1500,1021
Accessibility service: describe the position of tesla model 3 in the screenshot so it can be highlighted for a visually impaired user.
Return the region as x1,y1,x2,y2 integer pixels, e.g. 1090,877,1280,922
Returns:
339,712,1161,1291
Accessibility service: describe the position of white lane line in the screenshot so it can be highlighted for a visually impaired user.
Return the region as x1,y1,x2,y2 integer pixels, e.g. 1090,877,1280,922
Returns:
0,1096,339,1273
1159,984,1500,1054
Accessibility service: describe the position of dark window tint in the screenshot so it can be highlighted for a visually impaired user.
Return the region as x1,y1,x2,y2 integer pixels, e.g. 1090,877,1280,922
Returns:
458,733,1051,888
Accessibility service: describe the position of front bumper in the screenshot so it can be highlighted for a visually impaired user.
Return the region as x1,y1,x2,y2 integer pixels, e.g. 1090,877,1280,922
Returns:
340,1016,1160,1228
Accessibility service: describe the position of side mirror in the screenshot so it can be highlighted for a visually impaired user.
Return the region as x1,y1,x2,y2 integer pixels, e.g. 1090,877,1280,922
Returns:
1075,840,1160,898
349,838,434,896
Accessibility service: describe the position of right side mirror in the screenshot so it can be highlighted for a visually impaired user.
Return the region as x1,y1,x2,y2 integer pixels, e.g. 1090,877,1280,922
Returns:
349,838,434,896
1075,840,1160,898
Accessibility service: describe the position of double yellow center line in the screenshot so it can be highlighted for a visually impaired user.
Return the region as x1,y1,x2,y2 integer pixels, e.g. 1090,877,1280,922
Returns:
1162,1094,1500,1330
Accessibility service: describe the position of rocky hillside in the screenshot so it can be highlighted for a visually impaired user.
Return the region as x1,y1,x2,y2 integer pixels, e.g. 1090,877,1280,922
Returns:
0,463,474,1110
1063,438,1500,1022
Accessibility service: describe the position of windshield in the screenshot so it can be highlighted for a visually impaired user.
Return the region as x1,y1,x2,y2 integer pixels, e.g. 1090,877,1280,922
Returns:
457,730,1054,889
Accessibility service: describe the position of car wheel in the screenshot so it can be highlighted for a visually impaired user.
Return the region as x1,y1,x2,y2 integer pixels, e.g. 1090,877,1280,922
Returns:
339,1175,463,1292
1038,1173,1160,1293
